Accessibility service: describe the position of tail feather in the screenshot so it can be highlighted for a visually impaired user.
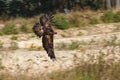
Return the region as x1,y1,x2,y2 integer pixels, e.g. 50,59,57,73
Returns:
48,49,56,60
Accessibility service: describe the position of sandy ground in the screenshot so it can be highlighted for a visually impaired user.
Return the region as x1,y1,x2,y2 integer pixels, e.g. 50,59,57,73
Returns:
0,46,120,75
0,23,120,75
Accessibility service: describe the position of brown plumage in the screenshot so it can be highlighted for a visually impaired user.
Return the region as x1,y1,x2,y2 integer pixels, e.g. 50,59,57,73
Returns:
32,23,44,38
33,14,56,60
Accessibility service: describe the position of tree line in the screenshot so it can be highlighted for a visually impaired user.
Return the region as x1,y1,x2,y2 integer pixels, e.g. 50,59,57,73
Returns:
0,0,120,17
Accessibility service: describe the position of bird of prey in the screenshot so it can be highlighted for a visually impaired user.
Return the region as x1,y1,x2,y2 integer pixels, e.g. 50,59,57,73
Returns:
33,14,56,60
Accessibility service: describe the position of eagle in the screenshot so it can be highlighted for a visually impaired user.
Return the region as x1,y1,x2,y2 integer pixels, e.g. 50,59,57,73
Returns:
33,14,56,60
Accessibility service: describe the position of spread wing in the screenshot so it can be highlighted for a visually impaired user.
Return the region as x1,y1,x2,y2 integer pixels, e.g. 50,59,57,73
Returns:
39,14,54,26
32,23,44,38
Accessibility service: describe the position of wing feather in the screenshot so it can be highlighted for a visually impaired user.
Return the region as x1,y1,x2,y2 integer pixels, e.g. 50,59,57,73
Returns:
32,23,44,38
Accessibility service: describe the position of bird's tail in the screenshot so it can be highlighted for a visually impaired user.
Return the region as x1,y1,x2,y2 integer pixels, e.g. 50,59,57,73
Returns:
48,49,56,60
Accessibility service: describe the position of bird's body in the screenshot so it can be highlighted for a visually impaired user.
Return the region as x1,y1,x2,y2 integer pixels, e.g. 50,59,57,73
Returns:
33,14,56,60
42,33,55,59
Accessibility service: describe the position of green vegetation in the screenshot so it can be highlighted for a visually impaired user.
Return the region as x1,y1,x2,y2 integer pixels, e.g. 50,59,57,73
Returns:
0,41,3,49
56,41,80,50
52,13,69,29
11,35,18,40
0,1,120,80
20,24,28,33
69,41,79,50
90,17,99,24
1,0,120,17
2,23,18,35
101,11,114,23
113,11,120,22
101,11,120,23
1,10,120,33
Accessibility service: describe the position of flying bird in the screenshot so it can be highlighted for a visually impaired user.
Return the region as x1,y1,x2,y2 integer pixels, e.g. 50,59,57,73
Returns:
33,14,56,60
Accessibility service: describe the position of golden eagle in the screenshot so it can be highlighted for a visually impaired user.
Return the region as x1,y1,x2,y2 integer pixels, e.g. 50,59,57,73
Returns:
33,14,56,60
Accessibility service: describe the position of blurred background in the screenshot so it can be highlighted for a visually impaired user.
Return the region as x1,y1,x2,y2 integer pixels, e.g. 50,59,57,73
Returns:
0,0,120,80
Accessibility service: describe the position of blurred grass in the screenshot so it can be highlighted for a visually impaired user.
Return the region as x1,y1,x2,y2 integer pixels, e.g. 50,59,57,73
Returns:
0,10,120,35
0,62,120,80
0,15,40,34
2,23,18,35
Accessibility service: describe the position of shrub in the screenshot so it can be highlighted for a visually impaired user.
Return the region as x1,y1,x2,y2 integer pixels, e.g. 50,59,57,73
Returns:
2,23,18,35
0,41,3,49
20,24,28,33
113,11,120,22
90,17,99,24
11,35,18,40
52,13,69,29
101,11,114,23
